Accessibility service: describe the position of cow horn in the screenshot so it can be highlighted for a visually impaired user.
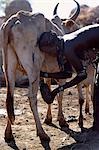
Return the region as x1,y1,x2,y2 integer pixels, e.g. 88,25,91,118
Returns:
53,3,59,15
61,0,80,21
68,0,80,21
53,0,80,21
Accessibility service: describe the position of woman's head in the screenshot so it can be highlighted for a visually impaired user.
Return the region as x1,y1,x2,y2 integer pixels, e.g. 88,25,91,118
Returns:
38,30,59,54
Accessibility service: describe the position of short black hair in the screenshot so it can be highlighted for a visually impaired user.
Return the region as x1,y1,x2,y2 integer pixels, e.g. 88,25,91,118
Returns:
38,30,58,49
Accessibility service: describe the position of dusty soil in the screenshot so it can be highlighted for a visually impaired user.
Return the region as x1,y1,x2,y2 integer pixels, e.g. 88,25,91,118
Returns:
0,85,99,150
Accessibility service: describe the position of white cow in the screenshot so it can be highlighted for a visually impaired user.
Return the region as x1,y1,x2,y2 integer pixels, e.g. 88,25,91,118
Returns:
2,11,65,142
0,0,80,128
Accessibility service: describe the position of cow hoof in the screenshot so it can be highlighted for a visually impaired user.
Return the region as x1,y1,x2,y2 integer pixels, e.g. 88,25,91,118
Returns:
44,117,52,125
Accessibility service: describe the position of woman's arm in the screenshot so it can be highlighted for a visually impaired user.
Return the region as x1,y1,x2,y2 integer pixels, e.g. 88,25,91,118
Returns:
51,48,87,103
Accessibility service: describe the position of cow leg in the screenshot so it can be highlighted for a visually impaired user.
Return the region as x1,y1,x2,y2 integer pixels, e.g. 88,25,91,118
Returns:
44,79,52,125
5,119,14,142
79,97,84,129
4,46,17,142
28,74,50,141
5,82,15,142
91,82,94,102
13,41,50,141
44,78,68,127
54,79,69,127
77,84,84,129
44,104,52,125
57,79,69,127
20,58,50,141
90,81,94,115
57,91,69,127
85,85,90,114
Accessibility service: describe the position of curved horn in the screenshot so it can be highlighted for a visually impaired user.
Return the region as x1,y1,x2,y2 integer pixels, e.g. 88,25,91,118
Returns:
61,0,80,21
69,0,80,21
53,3,59,15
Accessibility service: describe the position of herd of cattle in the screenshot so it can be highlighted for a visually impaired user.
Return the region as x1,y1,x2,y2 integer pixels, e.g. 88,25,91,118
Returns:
0,0,98,143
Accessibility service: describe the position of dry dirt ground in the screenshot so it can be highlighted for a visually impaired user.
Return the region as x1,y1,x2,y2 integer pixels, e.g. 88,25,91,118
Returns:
0,85,99,150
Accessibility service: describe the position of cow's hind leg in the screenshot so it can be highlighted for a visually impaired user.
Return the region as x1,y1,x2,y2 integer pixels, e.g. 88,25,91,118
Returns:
4,47,17,142
5,84,15,142
44,104,52,125
57,91,69,127
44,79,52,125
44,79,68,127
5,69,16,142
5,119,14,143
57,80,69,127
85,85,90,114
28,74,50,141
19,56,50,141
77,85,84,130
